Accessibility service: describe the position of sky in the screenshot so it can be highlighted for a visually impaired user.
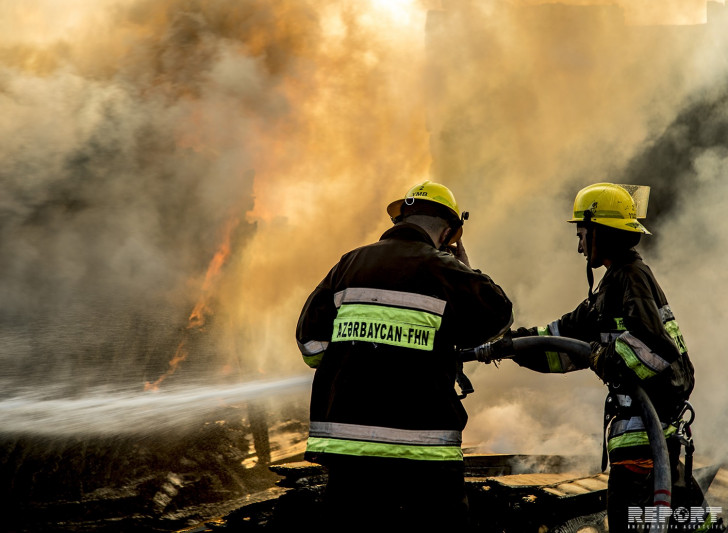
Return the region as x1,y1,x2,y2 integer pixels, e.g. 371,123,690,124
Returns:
1,0,727,469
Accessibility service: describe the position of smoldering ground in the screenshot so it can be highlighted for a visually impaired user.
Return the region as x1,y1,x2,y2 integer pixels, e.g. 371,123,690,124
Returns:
1,0,728,529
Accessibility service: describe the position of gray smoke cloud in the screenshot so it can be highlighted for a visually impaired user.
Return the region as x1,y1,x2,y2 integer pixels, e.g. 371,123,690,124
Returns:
0,4,265,392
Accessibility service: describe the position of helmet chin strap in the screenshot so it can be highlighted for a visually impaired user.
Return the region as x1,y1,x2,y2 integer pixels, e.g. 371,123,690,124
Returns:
584,211,596,302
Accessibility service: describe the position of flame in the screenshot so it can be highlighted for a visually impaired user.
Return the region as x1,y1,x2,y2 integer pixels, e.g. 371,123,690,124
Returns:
145,216,240,391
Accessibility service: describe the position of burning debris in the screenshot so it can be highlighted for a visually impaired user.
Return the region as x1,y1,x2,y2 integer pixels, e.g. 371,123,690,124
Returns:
145,215,242,392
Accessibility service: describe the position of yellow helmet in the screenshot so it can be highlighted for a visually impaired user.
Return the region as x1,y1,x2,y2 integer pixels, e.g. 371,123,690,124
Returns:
387,180,461,220
568,183,651,235
387,180,466,243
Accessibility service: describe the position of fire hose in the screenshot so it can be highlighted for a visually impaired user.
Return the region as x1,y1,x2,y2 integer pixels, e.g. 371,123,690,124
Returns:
460,335,672,532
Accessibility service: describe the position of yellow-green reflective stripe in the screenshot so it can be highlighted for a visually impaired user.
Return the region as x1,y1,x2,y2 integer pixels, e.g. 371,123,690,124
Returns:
332,304,441,350
665,320,688,354
303,352,323,368
535,326,563,372
615,338,656,380
608,426,677,452
614,317,626,331
306,437,463,462
546,351,563,373
574,209,626,219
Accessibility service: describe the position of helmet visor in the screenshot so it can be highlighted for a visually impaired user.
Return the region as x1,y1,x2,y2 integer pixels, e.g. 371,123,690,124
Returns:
617,184,650,219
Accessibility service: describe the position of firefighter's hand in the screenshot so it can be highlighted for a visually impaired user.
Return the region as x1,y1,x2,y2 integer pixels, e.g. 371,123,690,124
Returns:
475,335,514,364
452,239,471,268
589,341,606,379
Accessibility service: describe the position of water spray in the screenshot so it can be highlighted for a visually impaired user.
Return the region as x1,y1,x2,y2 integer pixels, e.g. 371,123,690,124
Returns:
0,374,312,436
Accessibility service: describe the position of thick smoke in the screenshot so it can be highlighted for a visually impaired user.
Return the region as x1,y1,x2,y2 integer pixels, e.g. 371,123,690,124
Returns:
0,0,431,400
423,0,728,468
629,93,728,461
1,0,726,473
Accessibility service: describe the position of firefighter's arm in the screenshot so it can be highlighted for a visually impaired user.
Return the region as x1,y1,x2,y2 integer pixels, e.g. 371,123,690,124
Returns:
296,273,337,369
452,264,514,349
509,324,577,373
511,303,593,374
600,273,678,383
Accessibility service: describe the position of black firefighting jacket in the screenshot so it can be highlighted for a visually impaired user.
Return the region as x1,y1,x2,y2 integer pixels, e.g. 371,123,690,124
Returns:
296,223,513,464
512,249,695,464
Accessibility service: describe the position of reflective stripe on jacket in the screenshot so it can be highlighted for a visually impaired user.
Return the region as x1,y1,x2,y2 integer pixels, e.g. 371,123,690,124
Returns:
296,223,513,464
307,421,464,462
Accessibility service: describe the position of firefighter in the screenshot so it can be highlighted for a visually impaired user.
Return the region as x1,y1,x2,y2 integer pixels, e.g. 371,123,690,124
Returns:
494,183,707,532
296,180,513,531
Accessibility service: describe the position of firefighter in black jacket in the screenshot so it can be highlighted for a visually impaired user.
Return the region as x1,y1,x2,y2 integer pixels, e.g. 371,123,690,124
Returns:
296,180,513,530
498,183,704,532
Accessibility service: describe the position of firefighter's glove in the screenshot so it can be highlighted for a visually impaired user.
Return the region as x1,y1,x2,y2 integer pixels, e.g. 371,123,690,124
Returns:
588,341,606,380
475,335,514,364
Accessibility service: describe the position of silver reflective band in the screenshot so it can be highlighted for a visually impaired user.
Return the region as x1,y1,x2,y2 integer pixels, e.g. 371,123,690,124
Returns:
601,332,621,343
658,304,675,323
309,421,462,446
334,288,446,315
618,331,671,372
610,416,670,436
616,394,633,407
548,320,561,336
298,339,329,356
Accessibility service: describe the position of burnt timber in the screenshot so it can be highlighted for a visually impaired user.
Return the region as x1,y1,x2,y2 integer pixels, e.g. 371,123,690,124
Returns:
179,453,612,532
178,451,728,532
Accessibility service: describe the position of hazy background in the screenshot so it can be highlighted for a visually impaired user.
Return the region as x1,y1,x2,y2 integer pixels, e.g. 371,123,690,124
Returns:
1,0,726,473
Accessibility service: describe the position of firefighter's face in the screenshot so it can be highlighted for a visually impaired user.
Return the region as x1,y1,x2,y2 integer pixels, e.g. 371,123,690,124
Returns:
577,226,603,268
577,227,588,257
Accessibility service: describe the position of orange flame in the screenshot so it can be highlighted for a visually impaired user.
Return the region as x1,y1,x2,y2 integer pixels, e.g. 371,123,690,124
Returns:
145,216,240,391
